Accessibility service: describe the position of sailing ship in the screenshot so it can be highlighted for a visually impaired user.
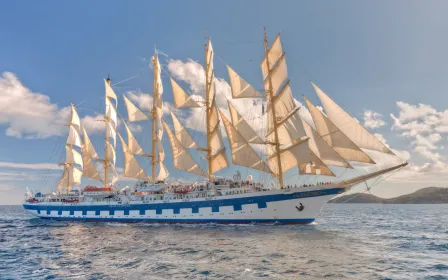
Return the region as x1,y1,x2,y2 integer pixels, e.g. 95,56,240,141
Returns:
23,30,407,224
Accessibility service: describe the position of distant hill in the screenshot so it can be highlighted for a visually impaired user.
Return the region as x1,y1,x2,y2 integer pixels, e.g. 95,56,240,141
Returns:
330,187,448,204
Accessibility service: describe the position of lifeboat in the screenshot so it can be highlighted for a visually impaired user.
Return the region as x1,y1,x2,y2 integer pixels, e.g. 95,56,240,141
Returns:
83,186,113,197
26,198,39,203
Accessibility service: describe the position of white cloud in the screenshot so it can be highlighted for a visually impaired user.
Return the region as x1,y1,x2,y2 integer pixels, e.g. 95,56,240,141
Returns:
364,110,386,129
412,133,442,150
0,72,107,139
0,161,61,170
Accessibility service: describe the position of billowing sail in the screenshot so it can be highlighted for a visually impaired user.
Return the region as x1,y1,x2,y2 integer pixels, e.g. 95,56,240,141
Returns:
123,121,144,155
304,96,375,164
208,100,228,173
70,104,81,132
312,82,394,155
118,133,150,181
66,124,82,148
228,101,264,144
170,78,200,108
82,127,99,159
261,34,283,79
267,138,311,177
104,79,117,102
205,39,215,105
162,120,204,176
123,95,148,122
298,150,335,177
65,145,83,168
156,161,169,181
105,97,117,127
81,147,103,182
300,118,352,168
220,111,272,174
227,65,264,99
170,111,197,148
106,141,116,166
263,54,288,96
58,165,82,189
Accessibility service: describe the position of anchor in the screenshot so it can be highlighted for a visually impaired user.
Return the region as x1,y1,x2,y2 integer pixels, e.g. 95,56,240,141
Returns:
295,203,305,212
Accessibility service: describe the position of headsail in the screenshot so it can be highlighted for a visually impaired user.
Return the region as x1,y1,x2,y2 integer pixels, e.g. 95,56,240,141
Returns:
220,111,273,174
304,96,375,164
311,82,394,155
122,121,145,156
81,127,102,182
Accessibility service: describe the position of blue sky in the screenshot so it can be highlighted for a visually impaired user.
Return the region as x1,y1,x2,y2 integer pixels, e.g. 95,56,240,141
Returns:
1,1,448,204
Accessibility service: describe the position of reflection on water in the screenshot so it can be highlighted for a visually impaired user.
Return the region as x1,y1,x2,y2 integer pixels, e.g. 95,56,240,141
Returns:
0,204,447,279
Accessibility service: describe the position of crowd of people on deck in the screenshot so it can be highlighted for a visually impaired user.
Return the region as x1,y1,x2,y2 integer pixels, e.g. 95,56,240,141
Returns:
285,182,333,189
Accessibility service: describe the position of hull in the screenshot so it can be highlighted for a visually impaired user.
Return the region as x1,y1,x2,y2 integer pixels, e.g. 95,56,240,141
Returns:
23,186,345,224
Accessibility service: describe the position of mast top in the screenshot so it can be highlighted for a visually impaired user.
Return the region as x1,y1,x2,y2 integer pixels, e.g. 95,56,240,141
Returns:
106,70,111,84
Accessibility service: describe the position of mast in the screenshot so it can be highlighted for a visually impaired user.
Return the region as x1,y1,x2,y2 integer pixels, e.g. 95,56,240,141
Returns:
104,76,111,188
264,27,284,189
205,32,212,180
151,48,158,182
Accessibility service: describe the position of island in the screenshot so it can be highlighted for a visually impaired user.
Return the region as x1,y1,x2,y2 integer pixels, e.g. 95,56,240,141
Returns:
329,187,448,204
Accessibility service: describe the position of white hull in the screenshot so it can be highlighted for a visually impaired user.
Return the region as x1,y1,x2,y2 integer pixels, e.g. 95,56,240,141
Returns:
23,186,344,224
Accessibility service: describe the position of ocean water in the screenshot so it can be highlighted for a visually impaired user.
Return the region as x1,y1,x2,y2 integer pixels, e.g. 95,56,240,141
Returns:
0,205,446,280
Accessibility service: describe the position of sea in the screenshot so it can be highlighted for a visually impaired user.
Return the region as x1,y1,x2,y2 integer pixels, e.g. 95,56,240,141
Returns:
0,204,446,280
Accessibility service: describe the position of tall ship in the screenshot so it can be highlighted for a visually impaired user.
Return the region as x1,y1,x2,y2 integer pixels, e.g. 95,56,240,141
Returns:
23,30,407,224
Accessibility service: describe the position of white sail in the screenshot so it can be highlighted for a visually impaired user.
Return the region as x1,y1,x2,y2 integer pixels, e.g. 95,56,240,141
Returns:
82,127,99,159
220,111,272,174
170,78,201,108
298,150,335,177
210,148,229,174
106,141,116,166
261,33,283,79
118,133,150,181
267,138,310,177
156,161,169,181
162,120,204,176
170,111,197,148
65,145,83,168
228,101,264,144
263,54,288,96
66,124,82,148
227,65,264,99
70,105,81,132
267,110,306,146
58,165,82,189
205,39,215,105
153,54,163,96
123,95,148,122
312,82,394,155
300,118,352,169
104,79,117,102
208,101,228,173
105,121,116,147
105,97,117,128
304,96,375,164
157,139,165,161
81,147,103,182
123,121,144,155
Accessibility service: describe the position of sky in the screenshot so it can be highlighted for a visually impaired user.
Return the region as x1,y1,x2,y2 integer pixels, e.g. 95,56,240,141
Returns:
1,1,448,204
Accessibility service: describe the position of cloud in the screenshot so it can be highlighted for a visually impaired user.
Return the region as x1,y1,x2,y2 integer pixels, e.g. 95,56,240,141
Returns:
364,110,386,129
0,71,108,139
0,161,61,170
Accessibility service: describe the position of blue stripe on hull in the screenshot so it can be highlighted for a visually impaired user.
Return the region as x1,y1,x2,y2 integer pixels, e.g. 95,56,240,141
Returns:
39,217,315,224
24,187,344,213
